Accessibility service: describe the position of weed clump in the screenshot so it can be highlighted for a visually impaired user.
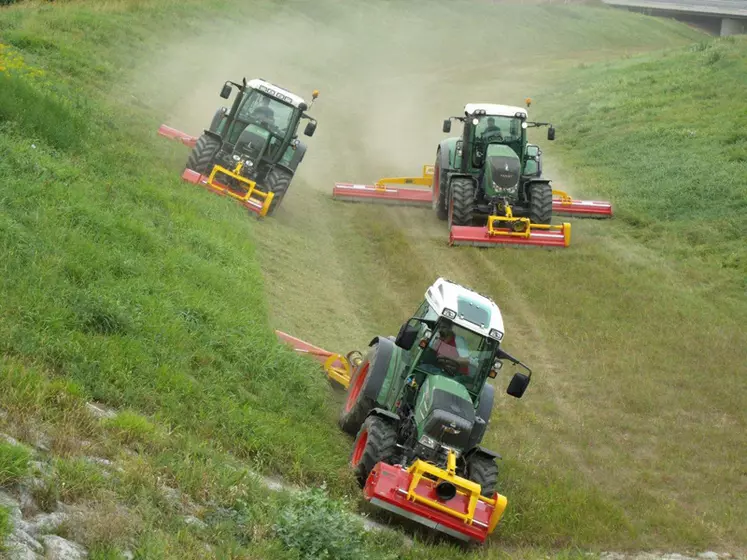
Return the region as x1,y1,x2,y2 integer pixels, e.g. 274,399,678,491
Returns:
274,485,368,560
0,440,31,486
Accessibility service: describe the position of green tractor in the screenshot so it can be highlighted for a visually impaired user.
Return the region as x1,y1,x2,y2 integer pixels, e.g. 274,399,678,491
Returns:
185,78,319,216
432,102,556,230
340,277,532,542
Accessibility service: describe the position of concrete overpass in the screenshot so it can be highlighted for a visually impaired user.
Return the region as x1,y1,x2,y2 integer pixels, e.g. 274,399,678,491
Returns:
601,0,747,35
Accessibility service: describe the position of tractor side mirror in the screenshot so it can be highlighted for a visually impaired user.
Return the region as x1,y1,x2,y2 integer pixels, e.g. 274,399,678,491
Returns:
220,84,232,99
507,372,530,398
304,120,317,137
395,318,420,351
442,120,451,133
547,126,556,141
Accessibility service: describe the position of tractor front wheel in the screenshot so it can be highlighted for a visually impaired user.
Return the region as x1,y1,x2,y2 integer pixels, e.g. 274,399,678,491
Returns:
339,344,383,436
350,416,397,487
265,167,293,216
528,182,552,225
466,453,499,498
448,177,475,227
186,134,221,175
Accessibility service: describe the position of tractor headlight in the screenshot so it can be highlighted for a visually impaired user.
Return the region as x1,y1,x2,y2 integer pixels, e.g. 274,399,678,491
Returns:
493,181,518,195
419,434,438,449
443,308,457,320
489,329,504,341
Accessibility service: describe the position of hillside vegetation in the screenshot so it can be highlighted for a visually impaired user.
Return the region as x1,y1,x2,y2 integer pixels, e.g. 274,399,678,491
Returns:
1,0,744,559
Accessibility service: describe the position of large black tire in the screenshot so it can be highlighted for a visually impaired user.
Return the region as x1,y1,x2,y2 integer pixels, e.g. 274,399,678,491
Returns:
186,134,221,175
466,453,499,498
448,177,476,227
264,167,293,216
339,344,383,436
432,151,448,221
350,416,398,487
528,182,552,225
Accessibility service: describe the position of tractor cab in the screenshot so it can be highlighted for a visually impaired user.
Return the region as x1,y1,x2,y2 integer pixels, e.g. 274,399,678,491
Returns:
210,78,319,176
393,279,507,402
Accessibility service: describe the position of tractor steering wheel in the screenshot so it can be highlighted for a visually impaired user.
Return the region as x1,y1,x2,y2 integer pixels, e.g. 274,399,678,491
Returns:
483,132,504,143
437,356,462,376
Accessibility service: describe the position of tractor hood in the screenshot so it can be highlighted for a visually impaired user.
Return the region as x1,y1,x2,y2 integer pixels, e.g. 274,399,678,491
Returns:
415,375,475,452
484,144,520,198
235,124,270,161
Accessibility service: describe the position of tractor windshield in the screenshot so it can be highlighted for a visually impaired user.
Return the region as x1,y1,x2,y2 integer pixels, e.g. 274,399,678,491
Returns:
416,319,498,395
237,91,296,137
228,90,298,158
474,115,522,144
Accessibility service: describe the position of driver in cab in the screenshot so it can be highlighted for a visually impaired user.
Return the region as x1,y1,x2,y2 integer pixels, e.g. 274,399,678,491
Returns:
482,117,501,138
430,321,475,378
251,97,275,124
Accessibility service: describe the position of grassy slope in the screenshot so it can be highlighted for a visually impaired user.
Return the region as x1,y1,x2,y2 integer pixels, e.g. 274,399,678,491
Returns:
0,1,391,558
1,0,744,558
136,0,747,555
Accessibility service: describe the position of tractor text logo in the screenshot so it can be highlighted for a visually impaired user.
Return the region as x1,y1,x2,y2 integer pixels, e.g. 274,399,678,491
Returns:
258,84,293,105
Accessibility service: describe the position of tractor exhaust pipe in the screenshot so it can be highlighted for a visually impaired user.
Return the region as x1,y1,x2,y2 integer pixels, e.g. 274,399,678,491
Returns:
435,481,457,501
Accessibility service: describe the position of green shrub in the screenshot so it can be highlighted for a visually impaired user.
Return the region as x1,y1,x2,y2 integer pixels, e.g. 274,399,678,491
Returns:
274,486,368,560
0,441,31,486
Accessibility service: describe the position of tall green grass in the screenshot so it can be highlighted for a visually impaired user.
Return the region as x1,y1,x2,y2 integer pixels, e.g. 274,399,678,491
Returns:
540,35,747,289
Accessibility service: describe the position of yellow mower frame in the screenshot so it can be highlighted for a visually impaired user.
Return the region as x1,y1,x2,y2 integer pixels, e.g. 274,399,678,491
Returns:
404,449,507,533
374,164,435,189
207,161,275,217
487,204,571,246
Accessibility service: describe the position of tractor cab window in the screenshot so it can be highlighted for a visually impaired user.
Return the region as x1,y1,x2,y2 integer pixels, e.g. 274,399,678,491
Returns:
230,91,297,157
415,319,497,395
474,115,521,144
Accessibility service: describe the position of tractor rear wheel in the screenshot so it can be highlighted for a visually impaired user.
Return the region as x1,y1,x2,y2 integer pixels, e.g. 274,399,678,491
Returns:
339,344,383,436
432,151,448,221
448,177,475,227
350,416,397,487
528,182,552,225
186,134,221,175
264,167,293,216
466,453,499,498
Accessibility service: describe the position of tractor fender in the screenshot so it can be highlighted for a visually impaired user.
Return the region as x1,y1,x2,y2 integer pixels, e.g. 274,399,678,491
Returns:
209,107,228,133
465,445,502,461
368,408,400,426
437,141,452,171
521,177,552,202
201,129,224,143
466,382,494,450
287,141,307,171
362,336,396,406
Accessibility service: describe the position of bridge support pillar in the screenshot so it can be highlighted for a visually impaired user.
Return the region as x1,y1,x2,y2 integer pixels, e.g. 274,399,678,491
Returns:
720,18,745,36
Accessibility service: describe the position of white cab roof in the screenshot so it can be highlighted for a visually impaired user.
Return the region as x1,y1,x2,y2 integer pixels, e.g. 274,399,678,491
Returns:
464,103,528,119
425,277,505,340
248,78,307,109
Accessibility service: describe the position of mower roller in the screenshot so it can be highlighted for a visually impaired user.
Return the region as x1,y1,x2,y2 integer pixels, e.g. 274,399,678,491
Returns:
158,77,319,218
332,165,434,207
275,278,533,543
552,189,613,218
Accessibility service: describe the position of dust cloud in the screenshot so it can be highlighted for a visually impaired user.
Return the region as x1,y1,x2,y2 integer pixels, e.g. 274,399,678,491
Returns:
130,0,561,192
